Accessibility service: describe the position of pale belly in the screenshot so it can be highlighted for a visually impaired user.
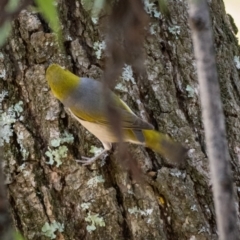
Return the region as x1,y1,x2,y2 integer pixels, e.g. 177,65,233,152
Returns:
69,109,144,149
79,119,118,143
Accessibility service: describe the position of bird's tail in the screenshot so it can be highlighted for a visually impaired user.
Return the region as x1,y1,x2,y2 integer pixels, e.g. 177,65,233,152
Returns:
142,130,187,163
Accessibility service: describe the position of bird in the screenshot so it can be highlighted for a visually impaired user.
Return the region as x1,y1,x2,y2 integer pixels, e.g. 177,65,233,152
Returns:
46,64,187,165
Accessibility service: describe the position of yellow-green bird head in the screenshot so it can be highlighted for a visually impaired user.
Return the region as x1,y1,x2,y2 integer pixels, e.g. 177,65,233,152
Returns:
46,64,80,102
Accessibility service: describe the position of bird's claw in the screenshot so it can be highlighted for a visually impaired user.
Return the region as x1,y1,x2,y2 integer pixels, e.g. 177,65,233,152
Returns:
76,157,97,166
76,149,109,166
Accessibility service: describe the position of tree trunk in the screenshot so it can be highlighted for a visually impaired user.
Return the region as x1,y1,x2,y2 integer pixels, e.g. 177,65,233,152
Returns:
1,0,240,239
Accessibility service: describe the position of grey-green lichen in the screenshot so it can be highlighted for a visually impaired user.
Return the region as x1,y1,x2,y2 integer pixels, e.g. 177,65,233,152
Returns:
93,41,106,59
87,175,105,187
121,64,136,84
0,90,24,146
168,25,181,38
85,213,105,233
128,206,153,217
186,85,195,98
45,131,74,167
41,221,64,239
234,56,240,69
81,202,92,210
143,0,161,18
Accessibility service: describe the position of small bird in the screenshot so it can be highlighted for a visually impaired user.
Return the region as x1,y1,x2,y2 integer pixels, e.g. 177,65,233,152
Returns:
46,64,186,165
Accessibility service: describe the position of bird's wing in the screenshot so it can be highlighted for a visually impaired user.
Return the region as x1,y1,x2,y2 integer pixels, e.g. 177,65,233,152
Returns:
69,95,153,130
64,77,153,130
116,98,154,130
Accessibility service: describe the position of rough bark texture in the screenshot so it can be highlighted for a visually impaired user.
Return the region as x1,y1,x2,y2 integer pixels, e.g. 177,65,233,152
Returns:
0,0,240,239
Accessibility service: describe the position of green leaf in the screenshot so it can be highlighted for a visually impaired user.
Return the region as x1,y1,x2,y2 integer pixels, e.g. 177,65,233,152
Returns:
34,0,62,45
13,231,25,240
157,0,170,19
0,21,12,47
5,0,21,12
92,0,105,17
81,0,94,12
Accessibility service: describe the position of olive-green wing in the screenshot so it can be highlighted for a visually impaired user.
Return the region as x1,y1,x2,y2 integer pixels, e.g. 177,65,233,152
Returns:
69,96,153,130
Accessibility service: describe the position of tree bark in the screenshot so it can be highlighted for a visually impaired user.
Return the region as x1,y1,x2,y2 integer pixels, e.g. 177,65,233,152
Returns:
1,0,240,239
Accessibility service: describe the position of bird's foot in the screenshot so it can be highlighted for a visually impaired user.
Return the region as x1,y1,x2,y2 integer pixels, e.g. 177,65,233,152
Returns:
76,156,101,166
76,149,109,166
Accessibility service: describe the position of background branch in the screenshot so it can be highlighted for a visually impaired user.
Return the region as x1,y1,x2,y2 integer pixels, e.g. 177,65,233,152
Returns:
188,0,239,239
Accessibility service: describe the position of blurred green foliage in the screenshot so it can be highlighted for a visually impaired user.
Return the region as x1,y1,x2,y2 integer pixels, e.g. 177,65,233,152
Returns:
0,21,11,47
13,231,25,240
34,0,62,43
0,0,61,48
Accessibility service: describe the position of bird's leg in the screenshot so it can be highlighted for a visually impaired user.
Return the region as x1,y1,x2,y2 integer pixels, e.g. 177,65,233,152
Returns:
76,142,112,166
76,149,109,165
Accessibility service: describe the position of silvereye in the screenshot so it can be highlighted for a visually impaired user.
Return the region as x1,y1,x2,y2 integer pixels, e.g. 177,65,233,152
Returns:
46,64,186,165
